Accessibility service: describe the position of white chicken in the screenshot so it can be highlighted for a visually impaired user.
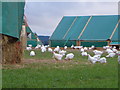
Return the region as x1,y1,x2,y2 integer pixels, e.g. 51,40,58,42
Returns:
80,48,84,52
41,48,46,52
84,47,88,51
106,49,113,54
105,46,110,49
54,46,60,52
71,45,74,49
45,45,49,48
88,47,92,50
116,51,120,54
30,51,35,56
106,53,116,58
64,46,67,50
59,50,66,56
103,46,107,50
41,46,46,52
26,47,32,51
56,46,59,48
91,45,95,49
28,44,32,47
93,54,101,60
93,50,103,55
112,48,118,53
35,46,39,49
99,57,107,63
38,44,41,48
53,52,63,60
113,46,116,49
88,54,98,64
74,46,83,49
65,53,74,60
35,44,41,49
81,52,88,56
48,48,53,52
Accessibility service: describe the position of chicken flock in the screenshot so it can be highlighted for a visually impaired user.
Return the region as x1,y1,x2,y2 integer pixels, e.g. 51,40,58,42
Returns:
26,44,120,64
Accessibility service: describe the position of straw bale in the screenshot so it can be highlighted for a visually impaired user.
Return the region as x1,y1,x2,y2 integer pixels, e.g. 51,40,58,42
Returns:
1,34,23,64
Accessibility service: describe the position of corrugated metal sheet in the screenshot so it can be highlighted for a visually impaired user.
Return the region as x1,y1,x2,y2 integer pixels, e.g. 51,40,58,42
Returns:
50,16,90,40
50,15,119,41
80,15,118,40
111,28,118,41
1,2,25,39
64,16,90,40
111,17,120,42
26,26,36,39
50,16,76,40
26,27,32,33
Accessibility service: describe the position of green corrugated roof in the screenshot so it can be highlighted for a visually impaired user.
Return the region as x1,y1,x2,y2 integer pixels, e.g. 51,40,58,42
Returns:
1,2,25,39
50,16,90,40
80,15,118,40
26,26,36,39
26,26,32,33
26,26,43,46
50,16,76,40
64,16,90,40
50,15,119,41
111,28,118,41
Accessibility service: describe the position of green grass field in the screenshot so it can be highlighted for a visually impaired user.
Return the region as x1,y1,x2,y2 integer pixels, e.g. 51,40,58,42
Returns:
2,49,118,88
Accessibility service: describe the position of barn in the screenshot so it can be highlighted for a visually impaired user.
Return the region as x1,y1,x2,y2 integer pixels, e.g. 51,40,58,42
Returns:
38,36,50,45
26,25,43,47
0,1,25,64
50,15,120,47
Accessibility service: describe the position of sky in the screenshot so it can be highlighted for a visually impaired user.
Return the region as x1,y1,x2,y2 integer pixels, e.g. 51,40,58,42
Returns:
24,0,119,36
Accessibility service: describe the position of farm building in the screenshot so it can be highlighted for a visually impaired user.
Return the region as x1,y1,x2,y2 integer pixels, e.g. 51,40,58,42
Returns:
0,1,25,64
109,25,120,47
50,15,120,47
38,36,50,45
26,26,43,47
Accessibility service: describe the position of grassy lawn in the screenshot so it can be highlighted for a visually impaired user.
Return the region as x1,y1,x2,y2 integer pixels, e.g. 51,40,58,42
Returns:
2,49,118,88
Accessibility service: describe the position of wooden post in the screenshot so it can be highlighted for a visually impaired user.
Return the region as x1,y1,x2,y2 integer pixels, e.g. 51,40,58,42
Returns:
76,40,80,46
20,25,27,62
20,25,27,53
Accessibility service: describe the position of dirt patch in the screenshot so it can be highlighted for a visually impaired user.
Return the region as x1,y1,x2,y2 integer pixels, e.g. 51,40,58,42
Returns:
2,59,65,69
2,64,25,69
22,59,56,64
22,59,78,64
2,58,90,69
